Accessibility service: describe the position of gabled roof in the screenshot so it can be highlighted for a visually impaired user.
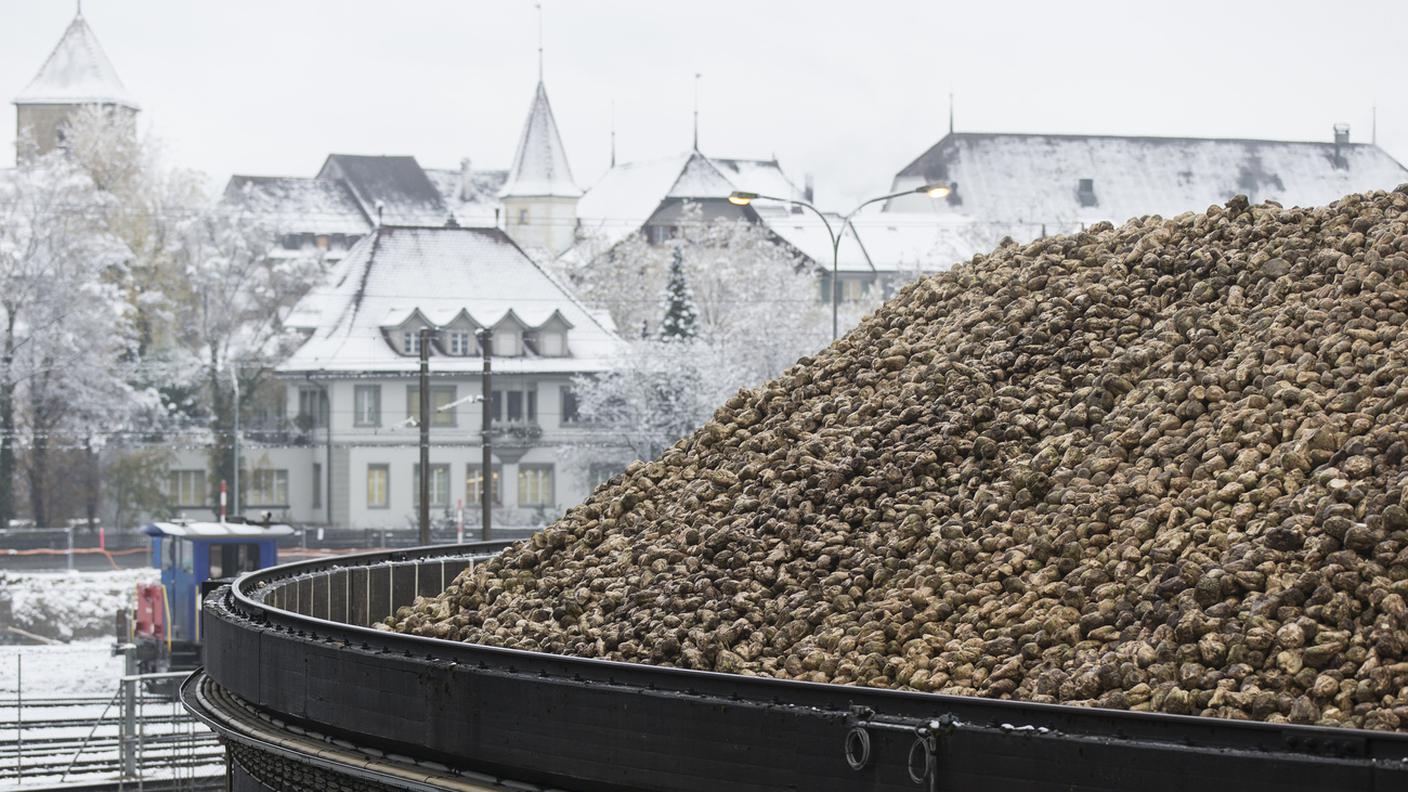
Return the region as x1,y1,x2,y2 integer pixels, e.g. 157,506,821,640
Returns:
280,225,621,376
14,12,137,109
666,152,735,199
424,165,508,227
224,176,371,235
573,152,804,250
317,154,450,226
888,131,1408,223
498,82,580,199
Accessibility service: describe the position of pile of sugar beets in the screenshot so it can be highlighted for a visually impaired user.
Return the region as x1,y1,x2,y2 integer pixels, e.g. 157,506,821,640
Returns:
387,189,1408,731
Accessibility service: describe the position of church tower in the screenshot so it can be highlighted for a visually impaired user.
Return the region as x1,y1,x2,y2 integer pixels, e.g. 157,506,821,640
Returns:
498,79,581,256
13,7,139,162
497,8,579,257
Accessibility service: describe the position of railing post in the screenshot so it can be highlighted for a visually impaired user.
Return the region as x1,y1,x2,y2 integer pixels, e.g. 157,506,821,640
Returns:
120,654,137,777
15,654,21,783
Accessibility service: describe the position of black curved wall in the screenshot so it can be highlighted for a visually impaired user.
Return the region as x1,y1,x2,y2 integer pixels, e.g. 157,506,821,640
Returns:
198,543,1408,792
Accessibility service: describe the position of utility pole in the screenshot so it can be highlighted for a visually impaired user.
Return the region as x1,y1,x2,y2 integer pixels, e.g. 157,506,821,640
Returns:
477,329,494,541
230,367,240,519
418,328,431,546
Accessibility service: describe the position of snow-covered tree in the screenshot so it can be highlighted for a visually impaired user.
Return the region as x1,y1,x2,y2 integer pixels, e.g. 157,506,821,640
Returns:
572,205,859,463
0,148,152,527
659,247,697,340
169,200,321,505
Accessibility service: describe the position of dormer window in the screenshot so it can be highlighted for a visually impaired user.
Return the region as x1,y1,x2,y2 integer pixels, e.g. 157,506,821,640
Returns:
448,330,470,355
402,330,423,355
529,330,567,357
496,328,521,357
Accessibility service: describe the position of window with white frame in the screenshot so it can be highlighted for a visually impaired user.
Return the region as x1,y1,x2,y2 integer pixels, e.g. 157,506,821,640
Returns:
354,385,381,426
298,387,327,428
414,463,451,509
561,387,580,424
518,464,554,508
447,330,472,356
248,469,289,506
402,329,425,355
367,464,389,509
492,387,537,423
466,464,502,506
539,330,566,356
167,470,206,507
407,385,457,427
494,329,520,357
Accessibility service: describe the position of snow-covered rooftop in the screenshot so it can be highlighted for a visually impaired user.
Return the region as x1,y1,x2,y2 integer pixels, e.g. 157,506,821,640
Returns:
280,225,622,375
498,81,580,199
425,165,507,227
316,154,451,227
574,152,804,250
767,213,992,274
13,13,137,109
225,154,469,236
888,131,1408,223
224,176,371,235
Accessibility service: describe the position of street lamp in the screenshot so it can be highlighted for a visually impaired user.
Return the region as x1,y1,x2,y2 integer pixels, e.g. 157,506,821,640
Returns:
727,182,952,340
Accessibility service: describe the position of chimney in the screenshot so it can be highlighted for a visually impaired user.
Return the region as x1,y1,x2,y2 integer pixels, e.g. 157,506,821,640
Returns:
804,173,815,203
1333,124,1350,168
459,157,474,201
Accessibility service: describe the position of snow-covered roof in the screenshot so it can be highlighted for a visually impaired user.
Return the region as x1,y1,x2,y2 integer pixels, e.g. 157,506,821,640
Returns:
498,82,580,199
766,213,991,274
574,152,804,250
280,225,622,375
13,13,137,109
666,152,735,199
712,158,804,202
144,521,296,539
887,131,1408,223
425,165,507,227
224,176,371,235
317,154,451,227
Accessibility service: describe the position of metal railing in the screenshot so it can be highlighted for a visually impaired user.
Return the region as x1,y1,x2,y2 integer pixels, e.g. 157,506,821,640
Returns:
2,652,222,789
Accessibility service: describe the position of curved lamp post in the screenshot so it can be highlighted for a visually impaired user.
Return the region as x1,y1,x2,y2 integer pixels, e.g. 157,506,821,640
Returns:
728,182,951,340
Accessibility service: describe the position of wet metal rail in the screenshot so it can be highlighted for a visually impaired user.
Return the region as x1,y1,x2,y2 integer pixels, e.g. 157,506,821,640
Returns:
194,541,1408,792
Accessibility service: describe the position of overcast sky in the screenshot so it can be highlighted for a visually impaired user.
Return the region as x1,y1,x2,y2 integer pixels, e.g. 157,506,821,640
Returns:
3,0,1406,209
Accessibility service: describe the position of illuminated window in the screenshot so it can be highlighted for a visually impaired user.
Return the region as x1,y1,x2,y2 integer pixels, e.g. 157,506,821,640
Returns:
518,464,554,507
167,470,206,507
248,469,289,506
465,464,502,506
367,465,389,508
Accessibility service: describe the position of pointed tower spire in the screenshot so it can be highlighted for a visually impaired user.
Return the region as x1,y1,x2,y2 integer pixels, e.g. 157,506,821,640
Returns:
15,11,138,109
692,73,701,152
535,2,544,82
948,92,954,135
498,81,580,199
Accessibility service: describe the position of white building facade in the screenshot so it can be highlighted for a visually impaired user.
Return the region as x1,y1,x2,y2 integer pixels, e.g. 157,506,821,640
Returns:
164,225,633,532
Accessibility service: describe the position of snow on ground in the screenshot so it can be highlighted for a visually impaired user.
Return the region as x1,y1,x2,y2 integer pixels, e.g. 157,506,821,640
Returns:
0,640,124,698
1,568,157,641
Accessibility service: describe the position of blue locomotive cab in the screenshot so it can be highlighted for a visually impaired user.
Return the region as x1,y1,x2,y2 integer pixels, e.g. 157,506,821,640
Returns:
135,520,294,675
